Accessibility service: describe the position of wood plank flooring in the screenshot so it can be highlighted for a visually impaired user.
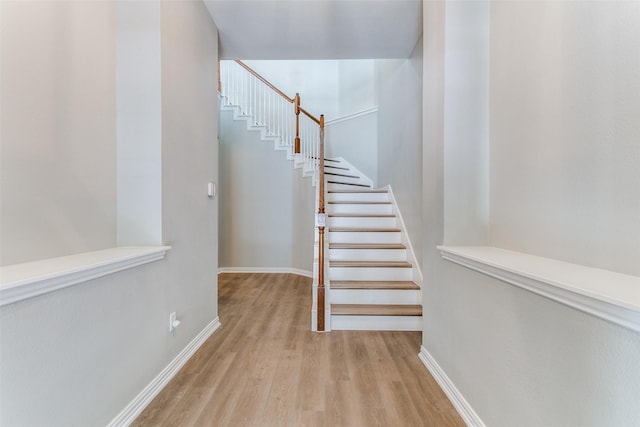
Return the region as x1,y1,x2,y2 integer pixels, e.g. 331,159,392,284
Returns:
132,273,464,427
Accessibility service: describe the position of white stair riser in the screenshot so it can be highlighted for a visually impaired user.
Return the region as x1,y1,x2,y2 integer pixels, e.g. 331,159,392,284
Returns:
328,216,397,228
329,248,407,261
330,231,401,244
328,204,393,215
331,315,422,331
327,192,389,203
330,267,413,281
327,183,372,191
330,289,421,305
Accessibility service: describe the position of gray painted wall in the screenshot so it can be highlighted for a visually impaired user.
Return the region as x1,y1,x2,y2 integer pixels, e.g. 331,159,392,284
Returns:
242,60,340,120
116,1,163,246
0,2,219,425
489,0,640,276
443,0,489,246
326,112,378,185
422,1,640,426
218,109,315,272
376,38,424,270
1,0,117,266
338,60,376,116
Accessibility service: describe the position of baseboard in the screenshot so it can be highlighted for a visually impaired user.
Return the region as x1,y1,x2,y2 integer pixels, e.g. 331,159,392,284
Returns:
107,317,222,427
418,346,485,427
217,267,313,278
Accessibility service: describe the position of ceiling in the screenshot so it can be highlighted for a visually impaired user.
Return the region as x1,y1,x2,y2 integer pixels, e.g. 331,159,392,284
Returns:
204,0,423,60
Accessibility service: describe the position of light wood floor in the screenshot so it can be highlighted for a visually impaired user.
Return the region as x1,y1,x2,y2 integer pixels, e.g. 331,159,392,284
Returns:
132,273,464,427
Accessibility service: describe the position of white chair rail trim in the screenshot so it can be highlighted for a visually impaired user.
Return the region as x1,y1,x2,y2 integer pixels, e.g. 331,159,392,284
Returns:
0,246,171,307
438,246,640,333
325,107,378,126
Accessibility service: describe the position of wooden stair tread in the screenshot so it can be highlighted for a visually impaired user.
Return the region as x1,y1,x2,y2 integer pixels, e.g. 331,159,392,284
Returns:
329,227,401,232
328,189,388,194
328,213,396,218
328,201,391,205
327,180,371,188
332,304,422,316
325,172,360,179
331,281,419,290
330,243,406,249
330,261,412,268
327,214,396,218
325,165,350,171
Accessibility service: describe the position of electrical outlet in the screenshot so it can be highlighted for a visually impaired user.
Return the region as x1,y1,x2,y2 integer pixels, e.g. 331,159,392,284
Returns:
169,312,181,331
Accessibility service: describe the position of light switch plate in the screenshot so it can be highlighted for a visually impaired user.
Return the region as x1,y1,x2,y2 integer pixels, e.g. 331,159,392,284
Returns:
207,182,217,198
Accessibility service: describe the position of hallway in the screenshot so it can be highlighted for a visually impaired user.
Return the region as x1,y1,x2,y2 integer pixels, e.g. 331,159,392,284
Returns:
132,273,464,426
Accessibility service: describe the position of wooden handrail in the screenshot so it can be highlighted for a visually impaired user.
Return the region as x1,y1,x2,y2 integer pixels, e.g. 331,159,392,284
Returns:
299,106,321,125
235,60,295,103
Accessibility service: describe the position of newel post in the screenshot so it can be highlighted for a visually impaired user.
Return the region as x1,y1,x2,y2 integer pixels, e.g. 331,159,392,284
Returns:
294,93,301,154
317,114,326,331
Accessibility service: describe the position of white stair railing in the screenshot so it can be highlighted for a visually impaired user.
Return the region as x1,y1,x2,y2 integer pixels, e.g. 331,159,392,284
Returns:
298,110,320,175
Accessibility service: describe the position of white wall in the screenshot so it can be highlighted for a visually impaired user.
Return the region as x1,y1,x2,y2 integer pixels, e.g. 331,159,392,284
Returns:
0,0,117,265
328,59,378,183
376,38,424,268
422,1,640,426
218,110,315,272
243,60,340,120
489,0,640,276
0,2,219,425
338,60,376,116
243,59,378,121
326,112,378,185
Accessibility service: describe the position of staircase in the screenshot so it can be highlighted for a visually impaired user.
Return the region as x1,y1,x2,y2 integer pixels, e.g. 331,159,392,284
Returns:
220,60,422,331
324,160,422,331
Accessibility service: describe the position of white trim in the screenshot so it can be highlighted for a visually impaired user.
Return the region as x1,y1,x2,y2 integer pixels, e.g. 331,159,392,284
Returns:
217,267,313,278
325,107,378,126
0,246,171,307
386,185,423,285
107,317,222,427
438,246,640,333
419,346,485,427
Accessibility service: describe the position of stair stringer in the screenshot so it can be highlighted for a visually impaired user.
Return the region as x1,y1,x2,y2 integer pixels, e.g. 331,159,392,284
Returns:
385,185,424,287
